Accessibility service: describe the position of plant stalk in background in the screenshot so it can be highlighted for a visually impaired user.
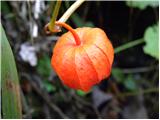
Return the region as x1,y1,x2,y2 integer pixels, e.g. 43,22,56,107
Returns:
114,39,144,54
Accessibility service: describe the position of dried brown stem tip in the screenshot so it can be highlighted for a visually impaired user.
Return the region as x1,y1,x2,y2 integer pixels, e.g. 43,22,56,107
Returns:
44,23,61,35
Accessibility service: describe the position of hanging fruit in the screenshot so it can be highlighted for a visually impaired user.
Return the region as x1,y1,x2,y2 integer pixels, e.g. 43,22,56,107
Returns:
47,21,114,92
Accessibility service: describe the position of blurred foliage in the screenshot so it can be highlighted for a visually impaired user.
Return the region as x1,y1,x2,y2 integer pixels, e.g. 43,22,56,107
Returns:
112,68,137,91
112,68,125,83
126,1,159,10
76,90,88,96
37,55,52,78
124,74,137,91
1,25,22,118
71,13,94,27
143,23,159,59
43,80,56,93
37,55,56,93
1,2,11,14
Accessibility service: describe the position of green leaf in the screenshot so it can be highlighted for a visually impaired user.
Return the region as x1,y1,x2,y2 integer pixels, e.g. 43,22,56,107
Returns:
124,75,137,91
37,55,52,78
112,68,125,83
143,23,159,59
76,90,88,96
1,25,22,118
126,1,159,10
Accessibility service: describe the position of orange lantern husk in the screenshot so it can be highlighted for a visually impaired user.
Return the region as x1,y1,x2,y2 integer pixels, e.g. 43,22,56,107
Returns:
51,21,114,92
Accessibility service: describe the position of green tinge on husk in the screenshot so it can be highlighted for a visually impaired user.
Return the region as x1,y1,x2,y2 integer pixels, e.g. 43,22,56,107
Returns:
1,25,22,118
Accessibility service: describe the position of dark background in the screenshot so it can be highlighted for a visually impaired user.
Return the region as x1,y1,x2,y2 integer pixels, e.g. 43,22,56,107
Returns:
1,1,159,119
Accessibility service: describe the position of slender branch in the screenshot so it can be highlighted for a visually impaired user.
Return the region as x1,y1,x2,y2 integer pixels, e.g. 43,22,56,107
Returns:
58,0,85,23
20,89,32,118
114,38,144,54
30,80,68,118
71,91,101,118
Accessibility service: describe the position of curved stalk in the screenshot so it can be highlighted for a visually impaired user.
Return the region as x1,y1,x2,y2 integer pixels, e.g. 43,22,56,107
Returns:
55,21,81,45
58,0,85,23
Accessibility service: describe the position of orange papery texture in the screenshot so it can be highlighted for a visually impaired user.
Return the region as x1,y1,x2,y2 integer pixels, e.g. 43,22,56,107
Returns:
51,27,114,92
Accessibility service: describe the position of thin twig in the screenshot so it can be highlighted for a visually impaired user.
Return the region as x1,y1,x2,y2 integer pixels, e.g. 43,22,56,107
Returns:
43,104,51,118
31,80,68,118
108,79,124,101
72,91,101,118
20,89,32,118
20,73,69,119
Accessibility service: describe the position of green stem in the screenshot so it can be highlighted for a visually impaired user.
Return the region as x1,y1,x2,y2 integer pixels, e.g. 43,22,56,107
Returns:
49,0,62,31
114,38,144,54
46,0,85,34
